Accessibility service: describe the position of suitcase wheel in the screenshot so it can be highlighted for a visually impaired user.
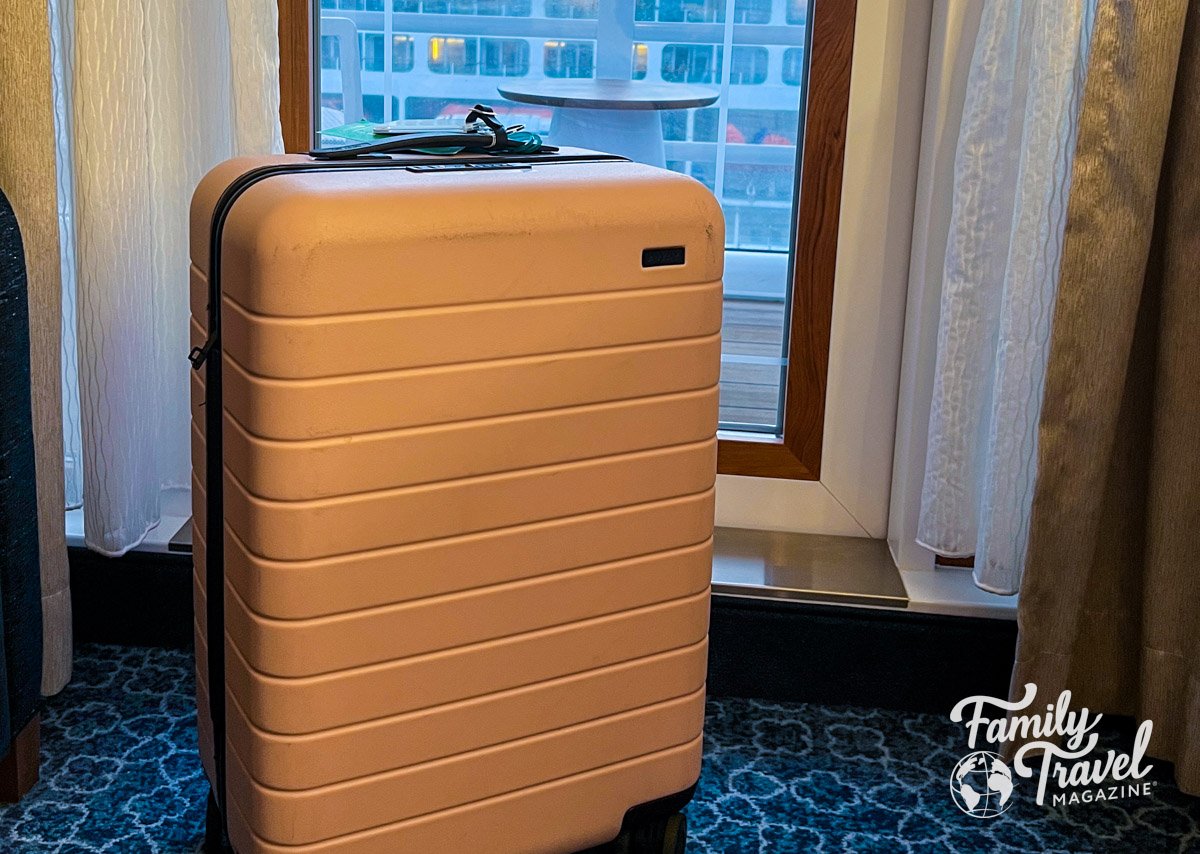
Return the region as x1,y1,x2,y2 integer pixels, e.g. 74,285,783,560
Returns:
616,811,687,854
661,813,687,854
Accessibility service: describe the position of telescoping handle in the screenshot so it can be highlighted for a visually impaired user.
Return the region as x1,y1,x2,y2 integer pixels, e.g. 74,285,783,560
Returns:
309,104,554,160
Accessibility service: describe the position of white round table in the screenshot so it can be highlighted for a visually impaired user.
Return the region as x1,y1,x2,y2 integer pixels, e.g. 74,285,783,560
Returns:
498,79,719,167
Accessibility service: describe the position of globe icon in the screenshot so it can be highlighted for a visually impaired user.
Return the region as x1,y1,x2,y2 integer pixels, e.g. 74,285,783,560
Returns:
950,751,1015,818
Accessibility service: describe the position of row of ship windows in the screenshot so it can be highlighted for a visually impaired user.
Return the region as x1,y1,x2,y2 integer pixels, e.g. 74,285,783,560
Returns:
321,0,806,26
322,34,805,84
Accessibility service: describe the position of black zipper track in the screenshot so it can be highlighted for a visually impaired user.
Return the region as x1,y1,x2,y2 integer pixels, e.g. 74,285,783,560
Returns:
194,152,626,844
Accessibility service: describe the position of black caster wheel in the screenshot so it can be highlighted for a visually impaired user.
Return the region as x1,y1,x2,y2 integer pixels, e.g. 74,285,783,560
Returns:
204,790,234,853
622,812,688,854
662,813,687,854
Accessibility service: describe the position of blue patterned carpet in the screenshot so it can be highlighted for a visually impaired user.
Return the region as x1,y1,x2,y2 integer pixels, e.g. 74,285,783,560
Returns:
0,645,1197,852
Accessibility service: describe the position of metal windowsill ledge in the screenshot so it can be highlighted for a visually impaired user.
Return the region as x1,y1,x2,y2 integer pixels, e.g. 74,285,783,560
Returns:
713,527,909,611
714,526,1021,621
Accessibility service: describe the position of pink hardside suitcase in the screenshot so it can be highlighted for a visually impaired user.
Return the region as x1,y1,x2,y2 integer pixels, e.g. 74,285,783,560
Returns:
189,148,723,853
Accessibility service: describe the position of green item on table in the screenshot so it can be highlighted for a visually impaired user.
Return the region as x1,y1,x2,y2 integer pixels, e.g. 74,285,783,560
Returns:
320,120,464,154
320,121,381,143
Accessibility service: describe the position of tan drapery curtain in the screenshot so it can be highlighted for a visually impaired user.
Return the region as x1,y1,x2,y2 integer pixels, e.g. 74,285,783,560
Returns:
0,3,73,694
1013,0,1200,793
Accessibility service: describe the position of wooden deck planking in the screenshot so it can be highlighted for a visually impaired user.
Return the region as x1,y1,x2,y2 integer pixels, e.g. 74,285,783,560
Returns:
719,298,787,430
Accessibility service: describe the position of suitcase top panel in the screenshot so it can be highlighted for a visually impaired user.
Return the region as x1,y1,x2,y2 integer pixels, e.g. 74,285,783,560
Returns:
190,154,725,318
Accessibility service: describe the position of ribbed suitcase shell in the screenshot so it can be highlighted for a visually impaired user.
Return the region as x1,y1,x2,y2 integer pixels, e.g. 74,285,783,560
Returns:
191,152,723,853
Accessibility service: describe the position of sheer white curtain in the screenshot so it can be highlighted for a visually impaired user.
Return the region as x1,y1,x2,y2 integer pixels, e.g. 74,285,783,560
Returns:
917,0,1097,594
52,0,283,555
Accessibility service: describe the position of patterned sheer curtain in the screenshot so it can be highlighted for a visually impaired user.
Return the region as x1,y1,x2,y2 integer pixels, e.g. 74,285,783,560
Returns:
916,0,1098,594
50,0,284,555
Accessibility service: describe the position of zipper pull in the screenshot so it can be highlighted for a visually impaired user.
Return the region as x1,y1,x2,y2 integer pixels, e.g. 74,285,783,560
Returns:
189,337,216,370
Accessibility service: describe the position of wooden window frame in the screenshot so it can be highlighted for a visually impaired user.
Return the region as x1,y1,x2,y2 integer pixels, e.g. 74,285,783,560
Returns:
278,0,313,154
277,0,855,481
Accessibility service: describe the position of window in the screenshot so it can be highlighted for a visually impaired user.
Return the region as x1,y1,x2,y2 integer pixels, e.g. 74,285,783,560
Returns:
632,43,649,79
393,35,416,70
423,0,532,15
358,33,417,72
427,36,527,75
361,94,403,121
660,45,767,86
729,46,768,85
545,0,598,18
428,37,476,74
782,46,804,85
543,40,595,78
634,0,771,24
321,0,386,8
287,0,857,478
660,44,720,84
362,32,385,70
482,39,530,76
324,31,414,72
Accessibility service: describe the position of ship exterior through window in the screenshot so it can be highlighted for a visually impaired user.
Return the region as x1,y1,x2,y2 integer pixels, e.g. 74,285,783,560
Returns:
301,0,857,477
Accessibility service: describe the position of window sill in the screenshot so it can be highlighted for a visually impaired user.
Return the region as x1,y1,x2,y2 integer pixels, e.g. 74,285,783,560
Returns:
715,526,1019,620
64,506,192,556
713,526,907,610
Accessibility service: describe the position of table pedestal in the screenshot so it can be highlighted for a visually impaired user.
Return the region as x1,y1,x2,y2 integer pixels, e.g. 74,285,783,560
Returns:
548,108,666,168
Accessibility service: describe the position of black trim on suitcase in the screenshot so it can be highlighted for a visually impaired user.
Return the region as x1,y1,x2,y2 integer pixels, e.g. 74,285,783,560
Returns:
191,151,697,852
585,784,699,853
